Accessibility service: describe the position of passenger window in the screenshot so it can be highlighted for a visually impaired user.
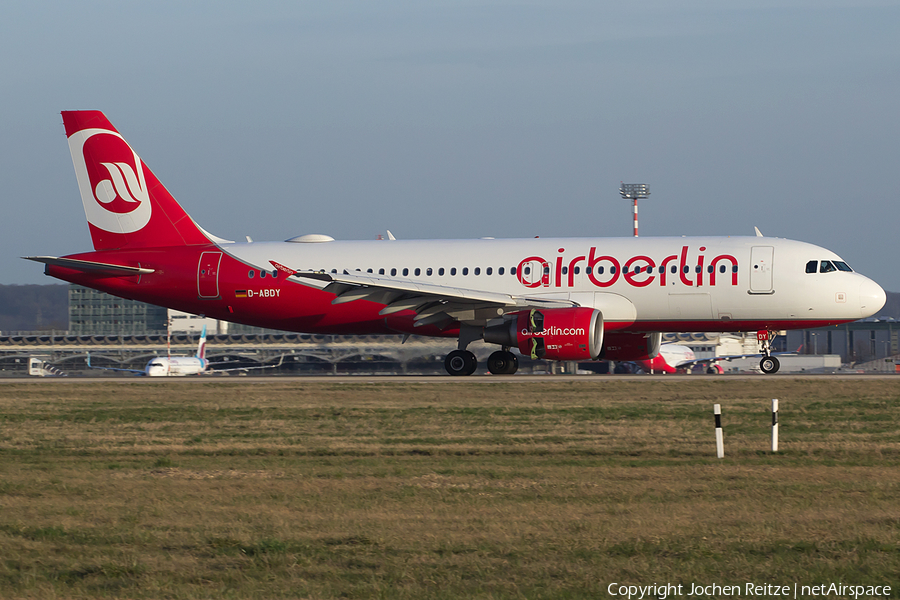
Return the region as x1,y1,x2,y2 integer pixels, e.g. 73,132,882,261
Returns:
248,270,255,278
272,270,278,278
524,266,531,275
486,267,492,275
426,268,432,276
261,271,268,278
474,267,480,275
806,260,817,274
414,268,420,276
451,267,457,276
707,265,713,273
671,265,677,274
695,265,701,273
574,266,580,275
403,268,409,276
463,267,469,275
820,261,836,273
732,265,738,273
719,265,726,273
379,268,385,275
498,267,505,275
367,268,373,273
439,267,445,276
510,267,517,275
391,268,397,276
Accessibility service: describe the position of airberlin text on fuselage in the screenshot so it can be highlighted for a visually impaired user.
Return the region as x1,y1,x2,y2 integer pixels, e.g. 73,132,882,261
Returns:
516,245,739,289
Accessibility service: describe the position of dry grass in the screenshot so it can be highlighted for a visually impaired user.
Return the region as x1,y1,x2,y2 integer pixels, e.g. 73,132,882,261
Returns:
0,379,898,598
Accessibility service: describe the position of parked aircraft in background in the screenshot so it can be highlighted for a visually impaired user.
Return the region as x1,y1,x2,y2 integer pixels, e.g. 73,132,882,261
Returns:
26,111,886,375
638,343,698,374
87,326,210,376
86,326,284,376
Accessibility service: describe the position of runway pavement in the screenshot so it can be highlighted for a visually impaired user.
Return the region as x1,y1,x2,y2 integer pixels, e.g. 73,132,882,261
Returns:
1,373,896,384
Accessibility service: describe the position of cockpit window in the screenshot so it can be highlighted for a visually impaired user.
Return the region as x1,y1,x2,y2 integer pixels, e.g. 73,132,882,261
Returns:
808,260,854,274
834,261,853,272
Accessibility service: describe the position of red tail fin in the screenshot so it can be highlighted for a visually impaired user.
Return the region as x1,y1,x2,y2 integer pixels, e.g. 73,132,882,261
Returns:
62,111,211,251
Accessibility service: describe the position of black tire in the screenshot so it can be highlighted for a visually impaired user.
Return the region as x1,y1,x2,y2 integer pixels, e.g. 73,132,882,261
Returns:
759,356,780,374
706,366,718,374
487,350,519,375
445,350,477,376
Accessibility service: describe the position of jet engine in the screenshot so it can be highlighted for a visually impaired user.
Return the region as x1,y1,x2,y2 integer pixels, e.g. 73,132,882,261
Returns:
483,307,603,361
600,332,661,361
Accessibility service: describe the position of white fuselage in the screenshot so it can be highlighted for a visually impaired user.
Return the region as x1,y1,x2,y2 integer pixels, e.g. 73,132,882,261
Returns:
219,235,884,330
145,356,206,377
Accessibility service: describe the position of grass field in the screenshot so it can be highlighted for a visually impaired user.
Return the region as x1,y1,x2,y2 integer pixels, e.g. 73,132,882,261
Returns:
0,378,898,599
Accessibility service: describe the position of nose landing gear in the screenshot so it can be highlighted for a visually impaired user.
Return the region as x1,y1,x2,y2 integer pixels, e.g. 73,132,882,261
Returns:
757,330,780,374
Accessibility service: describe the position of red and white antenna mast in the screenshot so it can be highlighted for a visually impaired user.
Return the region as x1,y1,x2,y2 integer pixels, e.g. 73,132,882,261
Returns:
619,183,650,237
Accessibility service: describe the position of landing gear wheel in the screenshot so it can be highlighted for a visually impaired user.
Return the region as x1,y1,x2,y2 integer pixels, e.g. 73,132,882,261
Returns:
487,350,519,375
706,366,719,375
760,356,780,374
445,350,477,376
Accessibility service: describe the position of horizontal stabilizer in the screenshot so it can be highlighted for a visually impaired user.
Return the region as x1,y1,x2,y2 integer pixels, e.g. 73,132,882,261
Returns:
22,256,155,276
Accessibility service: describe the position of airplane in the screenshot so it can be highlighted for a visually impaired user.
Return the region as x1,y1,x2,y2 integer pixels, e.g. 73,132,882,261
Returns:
25,111,886,376
639,343,697,374
634,342,798,374
85,325,285,376
87,325,210,376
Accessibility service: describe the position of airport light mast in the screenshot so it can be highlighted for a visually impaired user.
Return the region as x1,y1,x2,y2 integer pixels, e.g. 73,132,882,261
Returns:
619,183,650,237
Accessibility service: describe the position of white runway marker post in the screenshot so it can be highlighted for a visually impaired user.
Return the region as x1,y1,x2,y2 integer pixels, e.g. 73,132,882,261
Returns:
714,404,724,458
772,399,779,452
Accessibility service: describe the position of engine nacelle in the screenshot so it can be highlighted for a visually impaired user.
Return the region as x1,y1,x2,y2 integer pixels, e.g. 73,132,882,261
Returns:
483,307,603,361
601,331,661,362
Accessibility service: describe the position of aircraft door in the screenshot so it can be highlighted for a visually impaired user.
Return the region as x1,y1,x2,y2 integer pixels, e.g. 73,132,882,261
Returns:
197,251,223,299
749,246,774,293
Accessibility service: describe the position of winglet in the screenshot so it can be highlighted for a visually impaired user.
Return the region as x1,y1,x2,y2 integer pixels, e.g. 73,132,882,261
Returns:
754,226,764,237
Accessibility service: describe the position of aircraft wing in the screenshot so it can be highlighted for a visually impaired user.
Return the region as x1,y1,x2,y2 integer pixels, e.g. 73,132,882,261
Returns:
281,263,576,328
674,350,799,370
207,355,285,373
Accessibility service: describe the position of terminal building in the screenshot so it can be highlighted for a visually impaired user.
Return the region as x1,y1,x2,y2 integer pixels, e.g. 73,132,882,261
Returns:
68,285,272,335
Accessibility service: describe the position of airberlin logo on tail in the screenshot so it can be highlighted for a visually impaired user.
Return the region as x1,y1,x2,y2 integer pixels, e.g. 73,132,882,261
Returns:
517,246,739,289
68,128,151,234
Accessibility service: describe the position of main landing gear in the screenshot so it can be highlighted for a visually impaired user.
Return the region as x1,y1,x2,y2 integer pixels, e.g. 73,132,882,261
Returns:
487,350,518,375
444,324,519,376
445,350,477,376
444,348,520,376
757,329,780,374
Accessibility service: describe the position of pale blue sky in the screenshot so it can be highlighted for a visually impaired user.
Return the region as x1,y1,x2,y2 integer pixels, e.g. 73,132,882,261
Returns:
3,1,899,290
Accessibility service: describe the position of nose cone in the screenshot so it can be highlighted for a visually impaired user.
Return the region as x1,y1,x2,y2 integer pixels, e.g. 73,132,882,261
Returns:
859,279,886,318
